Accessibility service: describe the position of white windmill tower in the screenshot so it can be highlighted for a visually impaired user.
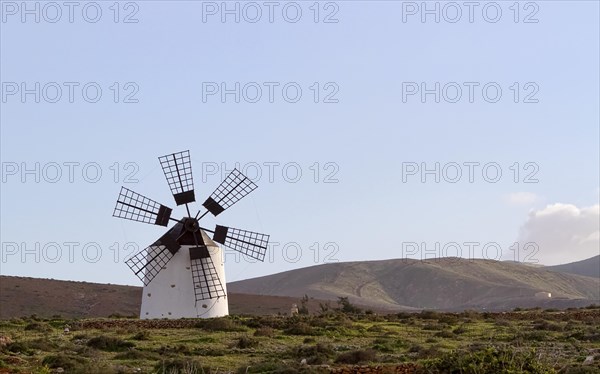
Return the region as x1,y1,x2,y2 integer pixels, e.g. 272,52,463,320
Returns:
113,151,269,319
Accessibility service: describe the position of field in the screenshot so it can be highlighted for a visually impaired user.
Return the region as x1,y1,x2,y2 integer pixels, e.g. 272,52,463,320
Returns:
1,305,599,374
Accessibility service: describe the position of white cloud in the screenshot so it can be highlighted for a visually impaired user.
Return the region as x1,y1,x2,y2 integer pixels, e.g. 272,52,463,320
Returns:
513,203,600,265
505,192,539,205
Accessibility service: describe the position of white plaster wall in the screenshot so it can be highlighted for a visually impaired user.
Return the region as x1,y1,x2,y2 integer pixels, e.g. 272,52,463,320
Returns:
140,231,228,319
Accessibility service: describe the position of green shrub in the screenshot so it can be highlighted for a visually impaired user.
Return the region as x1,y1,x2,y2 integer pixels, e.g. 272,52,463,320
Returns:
154,359,205,374
409,344,424,353
236,336,259,349
372,338,395,353
156,344,192,356
254,326,274,337
337,297,362,314
194,347,226,356
367,325,385,333
24,322,52,332
285,322,317,335
519,330,551,342
87,335,135,352
396,312,413,320
434,330,454,338
420,310,440,320
460,310,482,320
242,316,287,329
237,360,298,374
131,331,150,340
5,341,32,355
335,349,376,364
196,317,246,332
533,319,563,331
28,338,58,351
409,345,441,359
423,323,444,331
437,315,459,324
293,343,334,364
421,346,555,374
114,349,158,360
562,366,600,374
495,319,511,327
41,354,87,370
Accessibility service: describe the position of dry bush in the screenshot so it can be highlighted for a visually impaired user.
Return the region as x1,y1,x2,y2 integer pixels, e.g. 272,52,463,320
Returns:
253,326,274,337
335,349,377,364
87,335,135,352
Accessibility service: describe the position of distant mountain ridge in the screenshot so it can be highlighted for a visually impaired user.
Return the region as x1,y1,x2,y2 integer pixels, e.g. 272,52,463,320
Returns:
546,255,599,279
1,256,598,318
228,257,600,311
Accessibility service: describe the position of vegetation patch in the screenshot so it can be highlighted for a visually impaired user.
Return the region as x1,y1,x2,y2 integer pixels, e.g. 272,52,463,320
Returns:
335,349,377,364
24,322,52,333
235,336,259,349
87,335,135,351
421,346,555,374
42,353,87,370
1,306,598,373
195,317,246,332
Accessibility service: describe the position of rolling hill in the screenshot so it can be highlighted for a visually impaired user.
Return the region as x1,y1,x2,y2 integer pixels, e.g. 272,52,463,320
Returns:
546,255,600,278
0,276,368,319
1,257,598,318
228,257,600,311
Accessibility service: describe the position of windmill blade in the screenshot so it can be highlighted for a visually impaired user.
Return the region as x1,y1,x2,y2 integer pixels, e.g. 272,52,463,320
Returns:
124,232,181,286
189,246,226,301
113,187,172,226
158,150,196,206
202,169,257,216
212,225,269,262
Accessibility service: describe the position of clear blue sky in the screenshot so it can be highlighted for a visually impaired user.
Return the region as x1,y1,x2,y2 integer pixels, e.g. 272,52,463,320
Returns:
1,1,598,285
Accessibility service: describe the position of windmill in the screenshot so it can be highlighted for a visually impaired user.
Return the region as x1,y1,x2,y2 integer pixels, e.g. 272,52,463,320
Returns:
113,150,269,319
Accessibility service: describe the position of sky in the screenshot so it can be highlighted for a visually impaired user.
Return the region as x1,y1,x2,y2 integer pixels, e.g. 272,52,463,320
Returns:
1,0,599,285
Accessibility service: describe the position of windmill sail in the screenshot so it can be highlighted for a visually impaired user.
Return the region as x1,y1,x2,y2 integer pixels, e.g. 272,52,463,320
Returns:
113,187,172,226
202,169,257,216
212,225,269,262
124,231,181,285
158,150,196,206
189,247,226,301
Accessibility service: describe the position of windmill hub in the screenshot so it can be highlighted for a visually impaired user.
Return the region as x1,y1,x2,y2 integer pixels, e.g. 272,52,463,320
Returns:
183,218,200,233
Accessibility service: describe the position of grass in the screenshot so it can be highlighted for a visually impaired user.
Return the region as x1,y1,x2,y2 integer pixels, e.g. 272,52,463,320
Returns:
0,307,599,373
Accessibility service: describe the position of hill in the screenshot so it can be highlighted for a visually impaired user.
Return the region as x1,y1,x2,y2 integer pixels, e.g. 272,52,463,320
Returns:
0,276,341,319
1,257,598,318
546,255,600,278
228,257,600,311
